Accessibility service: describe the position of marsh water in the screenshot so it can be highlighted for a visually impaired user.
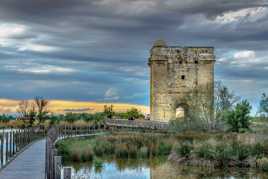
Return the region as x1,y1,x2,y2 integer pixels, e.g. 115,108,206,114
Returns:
66,157,268,179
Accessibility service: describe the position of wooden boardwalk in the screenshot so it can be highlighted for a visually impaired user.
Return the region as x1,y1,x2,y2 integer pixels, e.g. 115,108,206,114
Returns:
0,139,46,179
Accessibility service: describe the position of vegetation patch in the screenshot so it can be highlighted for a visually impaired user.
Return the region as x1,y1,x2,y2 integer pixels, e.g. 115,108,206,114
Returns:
170,139,268,170
56,132,174,163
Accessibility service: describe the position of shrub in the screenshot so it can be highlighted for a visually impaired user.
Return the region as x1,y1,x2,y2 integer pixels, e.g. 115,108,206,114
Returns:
70,148,83,162
225,100,252,132
157,142,172,155
138,147,149,158
195,143,215,160
232,142,251,161
81,148,94,162
251,143,265,157
94,158,103,173
93,140,114,156
214,144,235,166
128,145,138,158
257,157,268,171
115,143,129,158
56,142,70,161
174,142,193,158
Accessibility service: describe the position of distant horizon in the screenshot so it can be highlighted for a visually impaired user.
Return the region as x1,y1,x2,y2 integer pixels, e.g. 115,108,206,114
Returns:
0,98,149,115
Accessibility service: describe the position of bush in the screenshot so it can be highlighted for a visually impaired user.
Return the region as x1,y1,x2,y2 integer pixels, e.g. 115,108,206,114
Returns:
138,147,149,158
157,142,172,155
174,142,193,158
94,158,103,173
56,142,70,161
195,143,215,160
225,100,252,132
232,142,251,161
115,143,129,158
257,157,268,171
93,140,114,156
214,144,235,166
81,148,94,162
70,148,83,162
251,143,265,157
128,145,138,158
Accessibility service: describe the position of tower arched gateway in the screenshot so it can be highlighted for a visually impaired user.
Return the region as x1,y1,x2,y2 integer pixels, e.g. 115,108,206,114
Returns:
148,40,215,122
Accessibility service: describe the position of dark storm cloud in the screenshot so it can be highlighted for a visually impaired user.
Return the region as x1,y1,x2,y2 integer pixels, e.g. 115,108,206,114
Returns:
0,0,267,108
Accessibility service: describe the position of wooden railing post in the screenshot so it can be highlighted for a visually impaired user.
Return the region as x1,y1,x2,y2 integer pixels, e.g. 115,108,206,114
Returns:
5,132,8,162
9,131,12,158
0,133,3,167
63,167,72,179
54,156,62,179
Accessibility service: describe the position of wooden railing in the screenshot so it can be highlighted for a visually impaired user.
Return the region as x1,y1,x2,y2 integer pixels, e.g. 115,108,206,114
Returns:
0,128,44,170
45,124,106,179
105,119,169,131
45,119,170,179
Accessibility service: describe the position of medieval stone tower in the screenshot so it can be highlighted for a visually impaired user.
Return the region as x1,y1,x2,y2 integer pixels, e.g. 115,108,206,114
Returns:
148,40,215,122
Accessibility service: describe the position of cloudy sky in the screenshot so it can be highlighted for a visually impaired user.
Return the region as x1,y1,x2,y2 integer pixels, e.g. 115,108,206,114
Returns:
0,0,267,112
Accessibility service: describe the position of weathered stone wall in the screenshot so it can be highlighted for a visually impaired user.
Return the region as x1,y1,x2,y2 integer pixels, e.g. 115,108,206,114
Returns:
148,40,215,122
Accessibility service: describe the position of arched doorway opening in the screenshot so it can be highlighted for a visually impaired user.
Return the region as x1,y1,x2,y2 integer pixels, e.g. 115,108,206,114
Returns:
175,103,188,120
176,106,185,119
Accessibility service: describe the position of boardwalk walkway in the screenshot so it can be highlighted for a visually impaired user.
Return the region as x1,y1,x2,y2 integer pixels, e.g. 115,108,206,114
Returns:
0,139,46,179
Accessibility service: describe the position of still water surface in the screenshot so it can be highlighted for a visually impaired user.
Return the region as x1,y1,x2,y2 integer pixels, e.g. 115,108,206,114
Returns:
67,157,268,179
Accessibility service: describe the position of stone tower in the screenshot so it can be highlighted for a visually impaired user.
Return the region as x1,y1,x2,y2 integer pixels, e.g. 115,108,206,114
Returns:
148,40,215,122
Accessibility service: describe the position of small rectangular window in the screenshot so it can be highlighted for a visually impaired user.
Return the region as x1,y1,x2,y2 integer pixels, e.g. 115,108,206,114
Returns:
181,75,185,80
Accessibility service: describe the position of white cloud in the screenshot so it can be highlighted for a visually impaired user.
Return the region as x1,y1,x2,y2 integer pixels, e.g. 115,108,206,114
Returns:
118,66,147,77
215,7,268,24
0,23,27,38
217,57,229,64
18,43,60,53
104,88,119,100
5,64,76,74
0,23,27,48
0,23,59,53
234,50,256,60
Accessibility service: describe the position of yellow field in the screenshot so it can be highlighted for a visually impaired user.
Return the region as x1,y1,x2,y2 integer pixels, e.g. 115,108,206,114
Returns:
0,99,149,114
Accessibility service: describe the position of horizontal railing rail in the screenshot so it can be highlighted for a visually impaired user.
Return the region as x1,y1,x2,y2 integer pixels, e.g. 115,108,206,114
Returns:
0,127,44,170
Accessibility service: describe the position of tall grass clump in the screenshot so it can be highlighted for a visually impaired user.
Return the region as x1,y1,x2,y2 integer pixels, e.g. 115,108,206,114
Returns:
56,132,176,162
93,140,114,156
195,143,215,160
174,142,193,158
257,157,268,171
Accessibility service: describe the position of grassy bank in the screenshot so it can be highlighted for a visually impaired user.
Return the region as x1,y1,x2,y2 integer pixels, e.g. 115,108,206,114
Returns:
56,131,268,172
171,137,268,171
56,132,175,163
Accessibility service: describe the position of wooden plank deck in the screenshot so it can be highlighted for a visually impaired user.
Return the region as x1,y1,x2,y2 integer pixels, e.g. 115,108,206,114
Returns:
0,139,45,179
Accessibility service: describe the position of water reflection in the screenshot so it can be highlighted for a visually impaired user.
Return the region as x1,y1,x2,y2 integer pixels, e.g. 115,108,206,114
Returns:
66,157,268,179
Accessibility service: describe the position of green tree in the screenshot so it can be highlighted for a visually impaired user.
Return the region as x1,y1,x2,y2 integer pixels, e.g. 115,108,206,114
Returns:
64,113,76,123
125,108,144,120
226,100,252,132
258,93,268,118
214,82,240,121
104,105,114,119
